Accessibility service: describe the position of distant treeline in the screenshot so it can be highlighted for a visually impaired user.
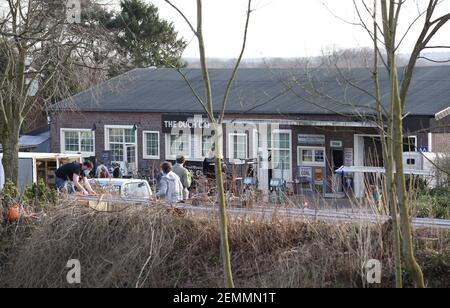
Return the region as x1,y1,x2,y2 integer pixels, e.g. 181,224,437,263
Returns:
185,50,450,69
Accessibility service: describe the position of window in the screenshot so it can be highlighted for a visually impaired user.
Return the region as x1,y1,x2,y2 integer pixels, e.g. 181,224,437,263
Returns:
407,159,416,166
143,131,160,159
229,133,247,161
202,133,215,157
301,150,313,162
271,131,291,170
123,182,150,199
61,129,95,156
165,130,216,160
403,136,417,152
315,150,325,163
298,147,326,166
25,78,39,97
168,132,191,158
105,126,137,165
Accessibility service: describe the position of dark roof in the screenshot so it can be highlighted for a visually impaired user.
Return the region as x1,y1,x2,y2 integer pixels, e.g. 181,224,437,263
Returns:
53,66,450,116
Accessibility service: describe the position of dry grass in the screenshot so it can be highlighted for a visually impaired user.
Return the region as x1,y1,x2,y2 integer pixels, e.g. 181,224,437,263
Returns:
0,204,448,288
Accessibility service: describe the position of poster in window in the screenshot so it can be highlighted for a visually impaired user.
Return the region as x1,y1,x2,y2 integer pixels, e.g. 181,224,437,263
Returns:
299,167,312,179
314,168,324,182
344,148,354,166
102,151,112,166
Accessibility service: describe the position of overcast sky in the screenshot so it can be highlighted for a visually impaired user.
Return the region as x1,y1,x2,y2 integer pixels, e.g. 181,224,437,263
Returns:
149,0,450,59
1,0,449,59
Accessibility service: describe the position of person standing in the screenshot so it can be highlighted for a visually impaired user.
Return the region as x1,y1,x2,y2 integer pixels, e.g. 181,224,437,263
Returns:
156,161,183,204
55,161,96,195
173,155,192,200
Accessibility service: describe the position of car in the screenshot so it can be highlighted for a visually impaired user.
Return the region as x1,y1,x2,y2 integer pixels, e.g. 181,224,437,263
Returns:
89,178,153,200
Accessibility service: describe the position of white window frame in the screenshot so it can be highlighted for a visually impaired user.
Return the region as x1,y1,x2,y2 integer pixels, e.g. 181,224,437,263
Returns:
165,132,192,160
298,146,326,167
142,131,160,159
270,129,293,181
228,133,248,162
270,129,292,169
104,125,138,167
201,132,216,158
404,135,418,152
60,128,95,157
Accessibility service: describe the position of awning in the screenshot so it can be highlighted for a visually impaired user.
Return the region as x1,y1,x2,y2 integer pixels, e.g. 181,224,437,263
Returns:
335,166,433,177
19,131,50,148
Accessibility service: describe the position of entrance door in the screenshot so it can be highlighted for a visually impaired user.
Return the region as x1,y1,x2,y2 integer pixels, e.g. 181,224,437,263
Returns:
256,129,292,192
364,137,383,167
271,130,292,182
125,144,137,175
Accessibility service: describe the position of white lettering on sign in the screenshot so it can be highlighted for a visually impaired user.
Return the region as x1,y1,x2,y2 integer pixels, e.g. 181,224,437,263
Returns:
164,119,210,130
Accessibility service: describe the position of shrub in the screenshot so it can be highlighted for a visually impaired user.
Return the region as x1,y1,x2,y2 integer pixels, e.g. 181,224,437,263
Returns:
23,179,58,209
1,205,448,288
1,180,20,222
415,188,450,219
1,180,19,207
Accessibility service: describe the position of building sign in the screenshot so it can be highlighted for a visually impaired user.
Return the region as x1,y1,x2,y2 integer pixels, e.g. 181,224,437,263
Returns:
298,134,325,146
344,148,354,166
162,115,211,133
330,140,343,148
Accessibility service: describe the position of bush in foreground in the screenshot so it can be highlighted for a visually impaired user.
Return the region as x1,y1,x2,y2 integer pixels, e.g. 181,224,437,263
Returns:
0,205,448,288
415,188,450,220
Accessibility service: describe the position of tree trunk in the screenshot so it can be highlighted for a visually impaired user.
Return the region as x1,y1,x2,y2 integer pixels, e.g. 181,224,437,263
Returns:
382,123,403,288
385,140,403,288
1,121,21,188
370,4,402,286
213,124,235,288
390,64,425,288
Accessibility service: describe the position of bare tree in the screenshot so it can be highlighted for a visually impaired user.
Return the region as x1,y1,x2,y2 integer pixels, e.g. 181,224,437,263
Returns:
283,0,449,288
352,0,450,288
163,0,253,288
0,1,106,190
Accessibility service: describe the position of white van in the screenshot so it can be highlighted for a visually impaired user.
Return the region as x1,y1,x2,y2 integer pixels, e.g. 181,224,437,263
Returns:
89,178,153,200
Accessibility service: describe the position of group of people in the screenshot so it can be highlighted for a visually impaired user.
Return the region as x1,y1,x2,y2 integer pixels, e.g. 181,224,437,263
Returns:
54,155,193,204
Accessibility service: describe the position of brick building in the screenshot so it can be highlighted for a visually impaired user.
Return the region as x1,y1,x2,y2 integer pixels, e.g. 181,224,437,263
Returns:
50,67,450,198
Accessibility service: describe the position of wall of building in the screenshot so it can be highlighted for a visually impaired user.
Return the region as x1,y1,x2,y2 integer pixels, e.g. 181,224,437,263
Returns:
291,126,378,194
430,115,450,153
51,111,165,173
52,110,426,196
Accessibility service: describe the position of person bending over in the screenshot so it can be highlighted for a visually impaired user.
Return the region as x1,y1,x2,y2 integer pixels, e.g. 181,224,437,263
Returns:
55,161,96,195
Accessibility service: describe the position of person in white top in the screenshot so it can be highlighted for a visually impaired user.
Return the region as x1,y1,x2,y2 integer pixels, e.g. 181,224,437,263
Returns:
156,161,183,204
